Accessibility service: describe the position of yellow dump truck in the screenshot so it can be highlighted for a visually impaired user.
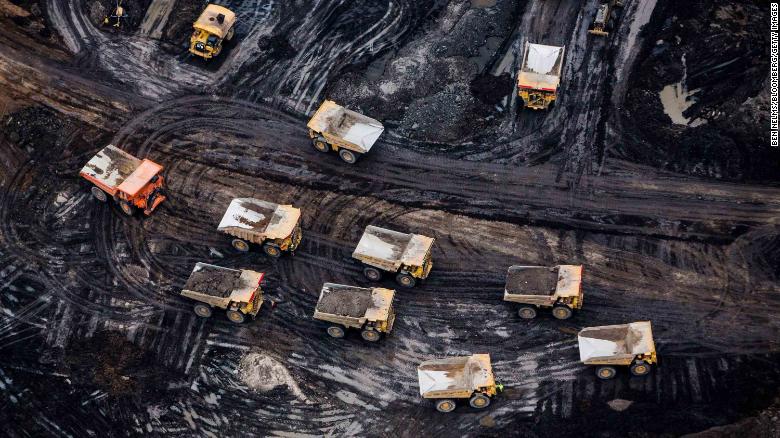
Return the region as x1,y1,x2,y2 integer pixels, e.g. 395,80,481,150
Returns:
352,225,434,288
417,354,503,413
313,283,396,342
180,263,264,324
189,4,236,59
589,1,623,36
217,198,302,257
578,321,657,379
307,100,385,164
517,42,566,110
503,265,583,320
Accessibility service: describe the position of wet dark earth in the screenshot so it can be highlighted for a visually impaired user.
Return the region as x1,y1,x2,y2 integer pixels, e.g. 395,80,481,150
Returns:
1,0,779,437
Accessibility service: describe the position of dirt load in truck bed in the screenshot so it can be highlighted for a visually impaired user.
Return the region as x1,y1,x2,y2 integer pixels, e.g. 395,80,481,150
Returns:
80,145,141,188
505,266,559,295
307,100,384,152
183,263,241,298
315,284,373,317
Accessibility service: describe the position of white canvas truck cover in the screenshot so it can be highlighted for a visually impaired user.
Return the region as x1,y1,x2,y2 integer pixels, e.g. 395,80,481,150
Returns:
417,354,494,397
518,43,565,91
218,198,300,240
578,321,655,363
353,225,434,269
307,100,384,153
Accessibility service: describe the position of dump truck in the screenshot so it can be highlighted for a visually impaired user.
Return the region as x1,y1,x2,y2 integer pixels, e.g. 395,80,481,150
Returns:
217,198,302,257
312,283,396,342
189,4,236,59
307,100,384,164
180,263,264,324
352,225,434,288
79,145,166,216
517,42,566,110
417,354,503,413
103,1,128,28
504,265,583,320
578,321,657,379
589,1,624,36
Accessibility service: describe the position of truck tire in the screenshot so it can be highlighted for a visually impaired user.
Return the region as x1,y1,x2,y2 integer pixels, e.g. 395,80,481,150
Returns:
338,149,358,164
630,361,651,376
312,137,330,153
327,326,345,338
395,273,416,288
193,304,212,318
226,310,245,324
232,239,250,252
552,305,573,320
263,243,282,258
469,393,491,409
91,187,108,202
120,201,135,216
361,328,380,342
226,26,235,41
596,366,617,380
435,399,456,413
363,267,382,281
518,306,537,319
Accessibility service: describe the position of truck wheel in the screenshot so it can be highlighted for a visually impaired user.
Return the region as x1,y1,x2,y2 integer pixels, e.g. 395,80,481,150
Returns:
361,329,381,342
327,326,345,338
338,149,357,164
263,243,282,258
552,305,573,320
226,26,235,41
435,399,456,413
232,239,250,252
518,306,537,319
469,393,491,409
120,201,135,216
312,138,330,153
193,304,212,318
395,273,416,288
226,310,245,324
596,366,617,380
363,267,382,281
91,187,108,202
630,361,651,376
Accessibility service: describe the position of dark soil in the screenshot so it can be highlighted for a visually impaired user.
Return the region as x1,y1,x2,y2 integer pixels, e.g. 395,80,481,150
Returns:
316,284,372,317
505,266,558,295
183,264,240,296
620,0,780,182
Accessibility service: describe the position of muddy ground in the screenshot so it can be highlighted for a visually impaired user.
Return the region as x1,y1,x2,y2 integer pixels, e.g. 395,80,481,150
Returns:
0,0,778,437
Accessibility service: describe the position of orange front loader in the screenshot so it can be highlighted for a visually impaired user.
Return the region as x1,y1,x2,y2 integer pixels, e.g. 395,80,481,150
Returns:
79,145,167,216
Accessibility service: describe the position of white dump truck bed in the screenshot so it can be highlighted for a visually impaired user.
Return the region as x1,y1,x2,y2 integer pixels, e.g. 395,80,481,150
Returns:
307,100,384,153
417,354,495,399
352,225,434,271
517,43,565,91
218,198,301,243
504,265,582,305
578,321,655,364
313,283,395,329
180,263,264,310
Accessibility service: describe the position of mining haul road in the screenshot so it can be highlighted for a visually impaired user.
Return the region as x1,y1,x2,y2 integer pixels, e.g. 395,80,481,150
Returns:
0,1,778,437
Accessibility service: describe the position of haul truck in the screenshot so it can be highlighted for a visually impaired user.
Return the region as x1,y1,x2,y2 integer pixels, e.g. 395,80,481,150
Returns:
189,4,236,59
504,265,583,320
589,1,623,36
352,225,434,288
517,42,566,110
417,354,504,413
313,283,396,342
79,145,166,216
218,198,302,257
578,321,657,379
307,100,384,164
180,263,265,324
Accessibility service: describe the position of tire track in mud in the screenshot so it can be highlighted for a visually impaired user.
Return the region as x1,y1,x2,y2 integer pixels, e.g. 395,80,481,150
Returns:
2,99,762,434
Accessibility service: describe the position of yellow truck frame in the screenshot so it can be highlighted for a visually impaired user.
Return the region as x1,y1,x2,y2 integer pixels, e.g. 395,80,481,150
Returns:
417,354,503,413
578,321,657,379
312,283,396,342
189,4,236,60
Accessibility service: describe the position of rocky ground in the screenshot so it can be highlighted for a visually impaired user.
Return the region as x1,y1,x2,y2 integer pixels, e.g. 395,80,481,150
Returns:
0,0,778,436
